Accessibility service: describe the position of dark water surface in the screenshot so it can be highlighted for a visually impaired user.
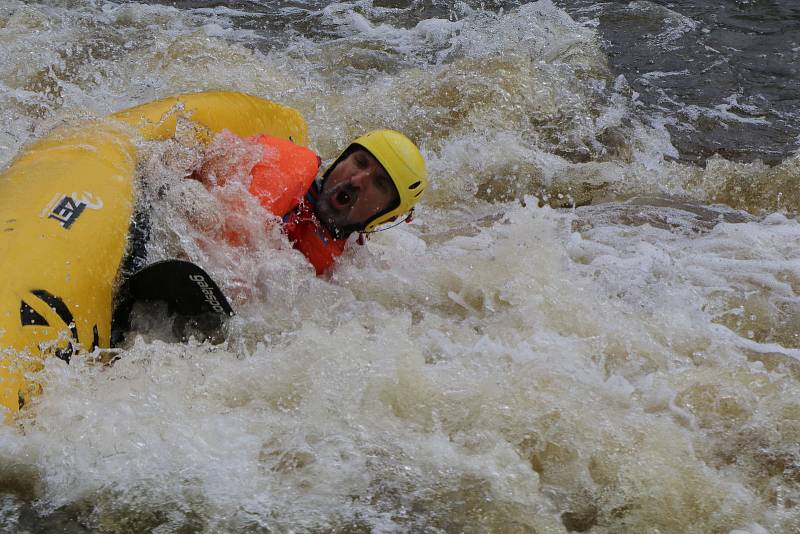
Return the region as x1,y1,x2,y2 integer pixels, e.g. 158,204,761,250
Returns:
2,1,800,532
559,0,800,164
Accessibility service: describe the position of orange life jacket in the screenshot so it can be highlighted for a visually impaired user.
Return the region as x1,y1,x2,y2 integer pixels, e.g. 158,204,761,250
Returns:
243,134,348,274
247,134,320,216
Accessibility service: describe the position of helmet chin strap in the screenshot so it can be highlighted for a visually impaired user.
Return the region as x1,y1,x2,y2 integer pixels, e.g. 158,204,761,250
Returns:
357,208,415,245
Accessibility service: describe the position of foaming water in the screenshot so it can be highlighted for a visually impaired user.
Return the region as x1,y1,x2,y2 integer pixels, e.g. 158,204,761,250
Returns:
1,1,799,532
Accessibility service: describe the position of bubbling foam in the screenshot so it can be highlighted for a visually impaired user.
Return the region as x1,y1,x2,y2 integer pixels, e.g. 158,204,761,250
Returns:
1,0,799,531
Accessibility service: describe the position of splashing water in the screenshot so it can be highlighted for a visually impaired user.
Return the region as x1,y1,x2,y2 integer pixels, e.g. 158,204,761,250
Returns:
1,0,799,532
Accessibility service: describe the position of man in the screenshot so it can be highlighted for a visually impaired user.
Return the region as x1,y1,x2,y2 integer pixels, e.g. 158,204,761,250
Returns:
112,128,428,345
196,129,428,274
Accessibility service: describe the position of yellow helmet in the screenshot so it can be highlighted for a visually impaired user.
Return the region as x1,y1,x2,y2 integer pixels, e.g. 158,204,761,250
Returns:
326,129,428,232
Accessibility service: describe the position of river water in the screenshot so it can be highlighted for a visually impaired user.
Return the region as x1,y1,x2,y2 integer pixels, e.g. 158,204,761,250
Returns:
1,1,799,532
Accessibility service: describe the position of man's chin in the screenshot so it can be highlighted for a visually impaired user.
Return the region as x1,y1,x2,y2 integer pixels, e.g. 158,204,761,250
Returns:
327,219,362,239
315,203,360,238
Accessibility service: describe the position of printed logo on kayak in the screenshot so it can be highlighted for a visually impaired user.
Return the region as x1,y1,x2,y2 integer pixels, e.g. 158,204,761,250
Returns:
189,274,227,314
41,192,103,229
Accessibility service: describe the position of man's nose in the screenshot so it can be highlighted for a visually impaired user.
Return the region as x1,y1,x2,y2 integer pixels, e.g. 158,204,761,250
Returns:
349,168,370,187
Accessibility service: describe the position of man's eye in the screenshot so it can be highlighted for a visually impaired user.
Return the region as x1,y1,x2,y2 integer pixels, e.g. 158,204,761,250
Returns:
355,154,368,168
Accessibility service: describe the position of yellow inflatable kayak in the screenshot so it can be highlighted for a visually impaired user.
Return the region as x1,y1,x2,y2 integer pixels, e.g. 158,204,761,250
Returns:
0,91,307,417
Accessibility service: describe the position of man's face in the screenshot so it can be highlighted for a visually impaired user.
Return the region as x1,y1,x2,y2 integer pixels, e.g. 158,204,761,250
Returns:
315,148,399,236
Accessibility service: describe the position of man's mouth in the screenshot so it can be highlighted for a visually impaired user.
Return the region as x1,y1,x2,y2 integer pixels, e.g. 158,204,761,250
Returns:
329,184,356,211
